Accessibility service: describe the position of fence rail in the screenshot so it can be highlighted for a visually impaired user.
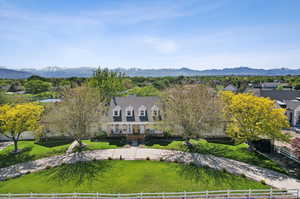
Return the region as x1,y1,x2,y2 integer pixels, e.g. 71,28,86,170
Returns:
0,189,299,199
275,146,300,163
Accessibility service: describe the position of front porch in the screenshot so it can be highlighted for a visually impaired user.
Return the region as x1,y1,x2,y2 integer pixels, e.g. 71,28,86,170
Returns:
107,122,162,135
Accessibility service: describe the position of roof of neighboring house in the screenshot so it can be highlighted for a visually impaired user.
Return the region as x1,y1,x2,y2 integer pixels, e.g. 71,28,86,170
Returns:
261,82,288,88
258,90,300,101
224,84,237,92
108,95,160,123
286,100,300,111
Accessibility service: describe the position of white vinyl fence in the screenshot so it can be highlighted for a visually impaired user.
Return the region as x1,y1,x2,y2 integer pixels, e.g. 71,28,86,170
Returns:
0,189,299,199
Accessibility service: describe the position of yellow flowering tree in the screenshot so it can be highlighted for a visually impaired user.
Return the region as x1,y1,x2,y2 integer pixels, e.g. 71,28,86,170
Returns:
0,103,44,153
221,91,290,147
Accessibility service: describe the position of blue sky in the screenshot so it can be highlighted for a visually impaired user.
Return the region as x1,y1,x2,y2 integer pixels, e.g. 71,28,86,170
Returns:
0,0,300,70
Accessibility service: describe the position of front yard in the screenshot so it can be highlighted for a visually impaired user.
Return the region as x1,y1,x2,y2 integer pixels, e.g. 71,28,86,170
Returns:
0,140,119,168
0,138,285,174
0,160,269,193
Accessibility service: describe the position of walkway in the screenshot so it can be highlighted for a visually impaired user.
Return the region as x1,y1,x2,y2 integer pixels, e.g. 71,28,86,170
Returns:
0,147,300,191
0,142,12,151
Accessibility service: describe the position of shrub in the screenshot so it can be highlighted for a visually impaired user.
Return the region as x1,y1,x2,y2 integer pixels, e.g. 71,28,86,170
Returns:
222,168,227,173
146,157,150,160
160,157,164,161
260,180,267,185
108,157,112,160
240,173,247,178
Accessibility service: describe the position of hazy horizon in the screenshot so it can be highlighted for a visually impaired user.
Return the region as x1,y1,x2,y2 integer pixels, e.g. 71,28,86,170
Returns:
2,65,300,71
1,0,300,70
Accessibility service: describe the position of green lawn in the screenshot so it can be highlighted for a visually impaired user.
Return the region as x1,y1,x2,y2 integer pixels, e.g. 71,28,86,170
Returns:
0,140,119,168
146,139,285,173
0,160,269,193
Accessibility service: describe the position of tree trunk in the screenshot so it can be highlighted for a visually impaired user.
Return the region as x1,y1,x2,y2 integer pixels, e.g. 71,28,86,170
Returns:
13,139,18,153
248,141,255,152
184,137,193,151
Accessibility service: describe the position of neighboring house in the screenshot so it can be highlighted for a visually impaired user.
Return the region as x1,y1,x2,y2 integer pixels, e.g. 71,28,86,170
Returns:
286,100,300,128
105,95,163,138
245,89,300,128
223,84,238,92
245,89,300,102
251,82,291,90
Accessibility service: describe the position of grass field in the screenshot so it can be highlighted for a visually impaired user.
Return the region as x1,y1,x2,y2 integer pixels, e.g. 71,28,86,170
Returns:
0,160,269,193
146,139,285,173
0,140,119,168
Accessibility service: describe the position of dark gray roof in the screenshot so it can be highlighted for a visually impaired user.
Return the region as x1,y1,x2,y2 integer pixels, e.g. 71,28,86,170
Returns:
286,100,300,111
108,95,160,122
258,90,300,101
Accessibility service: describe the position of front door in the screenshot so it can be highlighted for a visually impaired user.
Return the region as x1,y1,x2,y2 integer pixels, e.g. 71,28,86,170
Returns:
132,125,140,134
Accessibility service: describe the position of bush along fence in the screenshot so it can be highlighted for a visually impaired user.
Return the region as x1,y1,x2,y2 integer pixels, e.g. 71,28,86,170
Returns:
0,189,299,199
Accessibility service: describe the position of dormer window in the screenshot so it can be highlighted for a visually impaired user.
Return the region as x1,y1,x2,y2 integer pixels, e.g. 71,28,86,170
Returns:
113,106,121,117
151,105,160,118
139,105,147,117
126,106,133,117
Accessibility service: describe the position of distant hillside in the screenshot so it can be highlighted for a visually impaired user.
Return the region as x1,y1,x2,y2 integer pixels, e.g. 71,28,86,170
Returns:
1,66,300,78
0,68,33,79
21,66,94,78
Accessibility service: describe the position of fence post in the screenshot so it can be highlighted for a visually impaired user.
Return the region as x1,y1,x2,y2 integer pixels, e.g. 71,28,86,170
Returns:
163,192,165,199
140,192,143,199
30,192,33,199
96,192,99,199
206,190,208,199
248,189,251,199
118,193,121,199
8,193,11,199
227,190,230,199
184,191,186,199
269,188,272,199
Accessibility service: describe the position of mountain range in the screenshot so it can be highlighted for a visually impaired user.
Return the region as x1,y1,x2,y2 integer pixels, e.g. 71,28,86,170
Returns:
0,66,300,79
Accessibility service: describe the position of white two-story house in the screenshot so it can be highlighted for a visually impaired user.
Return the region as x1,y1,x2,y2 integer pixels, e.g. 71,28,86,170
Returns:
105,95,163,136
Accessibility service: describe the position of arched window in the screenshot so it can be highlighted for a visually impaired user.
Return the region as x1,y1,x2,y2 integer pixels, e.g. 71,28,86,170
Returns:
113,106,121,117
125,105,134,117
138,105,147,116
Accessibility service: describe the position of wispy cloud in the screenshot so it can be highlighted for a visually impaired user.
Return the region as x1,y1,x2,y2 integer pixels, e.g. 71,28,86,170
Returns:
143,36,178,54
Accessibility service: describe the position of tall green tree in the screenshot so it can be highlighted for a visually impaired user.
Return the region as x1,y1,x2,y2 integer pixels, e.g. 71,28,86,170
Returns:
24,80,52,94
127,86,160,96
89,68,125,102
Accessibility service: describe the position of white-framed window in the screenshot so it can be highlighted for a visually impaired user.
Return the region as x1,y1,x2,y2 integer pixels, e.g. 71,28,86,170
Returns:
151,105,159,117
139,105,147,116
113,106,121,117
126,106,133,117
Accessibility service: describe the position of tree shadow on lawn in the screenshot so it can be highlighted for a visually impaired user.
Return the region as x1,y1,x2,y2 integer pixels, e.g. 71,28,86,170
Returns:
46,153,112,186
176,162,236,186
0,147,35,168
